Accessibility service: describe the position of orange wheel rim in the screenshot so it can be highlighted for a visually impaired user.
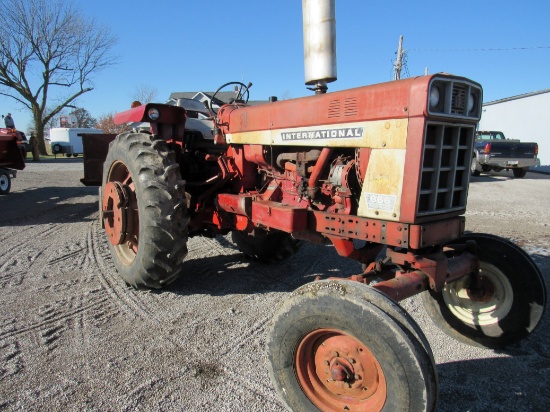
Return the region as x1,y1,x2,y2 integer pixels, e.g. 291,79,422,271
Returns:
103,161,139,265
295,328,387,411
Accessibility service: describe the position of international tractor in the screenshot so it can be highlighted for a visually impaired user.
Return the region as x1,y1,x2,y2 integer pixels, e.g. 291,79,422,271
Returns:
81,1,546,410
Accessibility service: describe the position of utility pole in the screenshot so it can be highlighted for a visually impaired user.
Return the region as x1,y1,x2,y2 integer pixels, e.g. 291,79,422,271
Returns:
393,35,404,80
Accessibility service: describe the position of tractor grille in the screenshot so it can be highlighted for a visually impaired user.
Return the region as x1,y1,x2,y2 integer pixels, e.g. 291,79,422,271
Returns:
451,84,467,115
417,123,475,216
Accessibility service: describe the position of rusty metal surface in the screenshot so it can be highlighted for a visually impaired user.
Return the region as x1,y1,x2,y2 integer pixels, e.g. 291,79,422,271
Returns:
294,328,387,411
80,133,116,186
372,271,430,302
251,200,308,233
408,217,465,249
0,134,25,170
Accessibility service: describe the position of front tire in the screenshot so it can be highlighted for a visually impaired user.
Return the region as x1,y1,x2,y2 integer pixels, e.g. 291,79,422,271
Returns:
422,233,546,348
102,132,189,288
267,280,438,411
0,170,11,195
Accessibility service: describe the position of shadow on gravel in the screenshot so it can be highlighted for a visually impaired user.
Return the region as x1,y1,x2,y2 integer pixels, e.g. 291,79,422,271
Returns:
437,306,550,412
32,157,84,164
437,352,550,412
166,241,360,297
0,185,98,226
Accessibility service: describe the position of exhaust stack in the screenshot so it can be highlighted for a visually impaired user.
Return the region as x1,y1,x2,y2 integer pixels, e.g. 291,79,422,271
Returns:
302,0,337,94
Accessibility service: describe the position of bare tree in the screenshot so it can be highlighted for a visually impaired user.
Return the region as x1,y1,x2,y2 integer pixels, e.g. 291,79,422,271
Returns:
131,84,159,105
280,90,293,100
0,0,117,154
95,112,131,135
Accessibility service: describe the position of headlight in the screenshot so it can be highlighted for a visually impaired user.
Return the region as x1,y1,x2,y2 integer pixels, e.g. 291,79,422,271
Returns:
429,86,441,109
148,107,160,121
467,93,476,113
427,77,482,120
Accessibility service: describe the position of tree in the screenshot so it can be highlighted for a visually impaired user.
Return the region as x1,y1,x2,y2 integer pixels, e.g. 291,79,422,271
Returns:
131,84,159,105
95,112,131,135
68,107,97,128
0,0,116,154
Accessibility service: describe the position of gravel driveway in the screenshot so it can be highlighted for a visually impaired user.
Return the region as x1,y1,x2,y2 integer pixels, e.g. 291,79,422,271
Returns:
0,158,548,411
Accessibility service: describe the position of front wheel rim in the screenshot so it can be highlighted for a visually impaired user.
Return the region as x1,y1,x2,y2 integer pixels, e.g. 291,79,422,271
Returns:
442,262,514,327
295,328,387,411
0,175,8,191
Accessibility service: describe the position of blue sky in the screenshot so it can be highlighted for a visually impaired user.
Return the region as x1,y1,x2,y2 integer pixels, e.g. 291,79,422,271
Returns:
3,0,549,132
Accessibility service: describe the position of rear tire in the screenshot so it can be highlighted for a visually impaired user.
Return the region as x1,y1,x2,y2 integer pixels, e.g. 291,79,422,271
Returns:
232,229,301,263
0,170,11,195
421,233,546,348
102,132,189,288
470,157,480,176
267,279,438,411
512,168,527,178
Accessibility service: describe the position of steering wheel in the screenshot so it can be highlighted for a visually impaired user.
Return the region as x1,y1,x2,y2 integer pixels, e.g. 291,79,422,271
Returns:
209,81,251,114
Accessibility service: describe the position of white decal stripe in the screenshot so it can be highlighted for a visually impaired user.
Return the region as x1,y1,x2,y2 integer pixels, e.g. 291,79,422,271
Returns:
226,119,408,149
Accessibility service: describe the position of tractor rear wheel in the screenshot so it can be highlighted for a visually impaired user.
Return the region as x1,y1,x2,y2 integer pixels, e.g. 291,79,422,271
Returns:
102,132,189,288
232,229,301,263
422,233,546,348
267,279,438,411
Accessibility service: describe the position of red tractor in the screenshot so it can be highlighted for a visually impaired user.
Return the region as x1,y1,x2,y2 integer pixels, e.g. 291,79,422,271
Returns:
82,2,545,410
0,128,26,194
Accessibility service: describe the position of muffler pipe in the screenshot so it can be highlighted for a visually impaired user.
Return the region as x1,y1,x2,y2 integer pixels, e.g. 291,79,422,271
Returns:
303,0,337,93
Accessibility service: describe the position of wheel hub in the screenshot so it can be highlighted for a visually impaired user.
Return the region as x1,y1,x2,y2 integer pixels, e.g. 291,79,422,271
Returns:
329,357,353,382
466,275,495,302
102,181,132,246
443,262,514,327
295,329,386,411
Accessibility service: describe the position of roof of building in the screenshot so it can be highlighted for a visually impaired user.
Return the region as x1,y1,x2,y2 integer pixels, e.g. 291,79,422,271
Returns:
484,88,550,106
169,91,267,106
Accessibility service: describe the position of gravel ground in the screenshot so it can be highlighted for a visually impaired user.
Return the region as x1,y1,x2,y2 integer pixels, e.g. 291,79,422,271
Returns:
0,158,548,411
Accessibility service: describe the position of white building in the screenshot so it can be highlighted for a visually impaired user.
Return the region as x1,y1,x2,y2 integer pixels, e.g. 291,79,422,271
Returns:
478,89,550,169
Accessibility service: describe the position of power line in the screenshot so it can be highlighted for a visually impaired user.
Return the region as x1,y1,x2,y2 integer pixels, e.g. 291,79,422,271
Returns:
409,46,550,52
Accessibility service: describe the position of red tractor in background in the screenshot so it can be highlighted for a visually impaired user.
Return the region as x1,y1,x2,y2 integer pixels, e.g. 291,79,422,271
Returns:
0,128,26,194
81,1,546,410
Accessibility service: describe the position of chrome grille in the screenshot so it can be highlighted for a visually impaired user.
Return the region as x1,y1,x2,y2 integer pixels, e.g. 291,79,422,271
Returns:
417,123,475,216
